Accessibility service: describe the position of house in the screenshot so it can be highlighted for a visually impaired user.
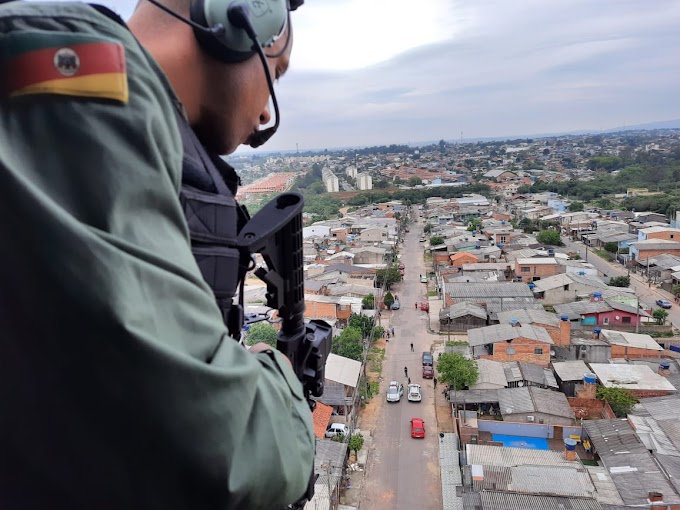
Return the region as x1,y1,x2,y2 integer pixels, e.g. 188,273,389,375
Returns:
349,246,387,265
440,302,488,332
468,323,554,367
303,295,362,326
468,359,507,390
554,298,650,328
629,239,680,262
316,353,362,421
497,386,574,424
589,363,676,397
598,329,664,358
358,227,388,243
514,257,561,281
502,361,559,390
442,281,535,307
449,251,478,269
531,273,608,305
497,308,571,346
552,360,592,397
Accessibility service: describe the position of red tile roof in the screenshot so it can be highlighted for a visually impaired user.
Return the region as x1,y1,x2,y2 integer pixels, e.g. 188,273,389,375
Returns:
311,402,334,439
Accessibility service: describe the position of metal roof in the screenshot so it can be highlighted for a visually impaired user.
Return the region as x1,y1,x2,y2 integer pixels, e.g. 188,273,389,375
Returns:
468,323,554,346
444,282,535,299
324,353,362,388
554,300,614,319
477,491,603,510
440,433,465,510
470,464,595,497
497,386,573,419
315,381,349,406
519,361,559,388
552,360,591,381
459,297,542,316
600,330,662,351
472,359,508,388
440,301,487,320
585,465,625,506
448,389,500,404
466,444,573,467
497,308,560,327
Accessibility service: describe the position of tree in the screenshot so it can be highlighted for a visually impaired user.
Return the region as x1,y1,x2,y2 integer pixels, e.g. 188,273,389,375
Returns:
653,308,669,325
542,148,550,156
672,285,680,296
596,387,639,418
536,230,562,246
375,266,402,289
570,201,584,212
362,294,375,309
348,313,373,338
331,326,363,361
348,433,364,458
371,325,385,341
429,235,444,246
437,353,478,390
407,176,422,187
603,242,619,253
609,276,630,287
383,292,395,309
423,223,433,234
245,322,277,347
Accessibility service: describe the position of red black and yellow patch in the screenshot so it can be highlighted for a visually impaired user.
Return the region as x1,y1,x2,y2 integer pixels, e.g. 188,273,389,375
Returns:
2,31,128,103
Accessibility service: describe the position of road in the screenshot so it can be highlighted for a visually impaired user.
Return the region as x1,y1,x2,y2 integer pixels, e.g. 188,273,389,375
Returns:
360,212,442,510
562,238,680,328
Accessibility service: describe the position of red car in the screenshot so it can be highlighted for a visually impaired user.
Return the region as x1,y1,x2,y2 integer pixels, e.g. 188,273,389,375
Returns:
420,301,429,312
410,418,425,438
422,365,434,379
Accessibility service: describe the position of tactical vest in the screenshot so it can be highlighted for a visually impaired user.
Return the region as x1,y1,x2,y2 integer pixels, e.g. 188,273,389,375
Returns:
176,112,250,338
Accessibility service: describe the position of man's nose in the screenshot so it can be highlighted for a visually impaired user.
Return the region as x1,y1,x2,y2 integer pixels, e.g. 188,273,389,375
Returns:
259,103,271,125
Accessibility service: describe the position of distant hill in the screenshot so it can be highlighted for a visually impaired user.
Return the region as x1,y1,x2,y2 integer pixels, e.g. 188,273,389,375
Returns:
603,119,680,133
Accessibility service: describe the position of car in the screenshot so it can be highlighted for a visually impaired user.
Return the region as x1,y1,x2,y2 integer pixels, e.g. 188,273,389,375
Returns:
422,365,434,379
407,384,422,402
391,300,401,310
420,275,427,283
410,418,425,438
420,301,429,312
422,351,433,366
386,381,404,402
419,237,426,242
325,423,350,439
656,299,673,309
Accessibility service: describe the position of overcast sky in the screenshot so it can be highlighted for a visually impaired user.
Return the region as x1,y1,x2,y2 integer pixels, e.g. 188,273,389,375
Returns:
38,1,680,153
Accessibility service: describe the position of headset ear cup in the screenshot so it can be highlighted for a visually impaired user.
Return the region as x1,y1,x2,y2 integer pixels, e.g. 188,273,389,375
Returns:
190,0,255,63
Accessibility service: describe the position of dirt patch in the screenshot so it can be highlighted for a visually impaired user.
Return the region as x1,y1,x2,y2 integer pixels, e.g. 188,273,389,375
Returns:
434,389,455,433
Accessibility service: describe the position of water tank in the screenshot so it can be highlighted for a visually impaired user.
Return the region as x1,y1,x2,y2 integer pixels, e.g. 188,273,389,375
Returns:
510,318,519,326
584,373,597,385
593,292,602,298
501,220,506,225
660,361,671,370
528,283,535,290
593,327,601,336
475,244,481,249
560,315,569,322
564,438,577,451
578,271,585,276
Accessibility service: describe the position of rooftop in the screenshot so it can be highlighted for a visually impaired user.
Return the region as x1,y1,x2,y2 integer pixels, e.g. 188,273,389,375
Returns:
444,282,535,299
468,323,554,346
552,360,591,382
498,386,574,419
497,308,560,327
589,363,676,392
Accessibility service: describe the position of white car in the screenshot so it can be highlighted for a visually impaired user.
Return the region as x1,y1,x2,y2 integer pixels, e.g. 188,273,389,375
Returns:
420,276,427,283
407,383,422,402
325,423,350,439
386,381,404,402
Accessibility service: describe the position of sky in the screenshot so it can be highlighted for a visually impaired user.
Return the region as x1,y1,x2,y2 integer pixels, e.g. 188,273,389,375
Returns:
33,1,680,153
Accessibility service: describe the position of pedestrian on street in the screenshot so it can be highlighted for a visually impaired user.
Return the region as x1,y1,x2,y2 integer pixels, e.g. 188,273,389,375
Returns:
391,327,395,336
407,377,411,385
415,302,418,309
433,377,438,389
410,342,414,352
404,366,408,377
387,331,390,339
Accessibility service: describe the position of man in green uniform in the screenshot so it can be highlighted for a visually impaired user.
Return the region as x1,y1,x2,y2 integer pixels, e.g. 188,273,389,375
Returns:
0,1,314,509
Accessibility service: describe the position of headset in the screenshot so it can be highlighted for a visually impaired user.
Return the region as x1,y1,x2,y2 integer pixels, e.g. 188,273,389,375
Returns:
146,0,304,147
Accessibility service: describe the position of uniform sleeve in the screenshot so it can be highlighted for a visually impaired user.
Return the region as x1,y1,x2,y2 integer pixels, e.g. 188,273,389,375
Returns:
0,7,313,509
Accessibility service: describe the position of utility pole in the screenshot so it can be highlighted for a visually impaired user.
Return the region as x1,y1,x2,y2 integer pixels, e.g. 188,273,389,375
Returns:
647,256,651,288
636,296,640,334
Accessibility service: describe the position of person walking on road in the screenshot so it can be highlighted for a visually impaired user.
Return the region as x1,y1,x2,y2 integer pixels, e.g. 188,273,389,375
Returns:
410,342,414,352
415,302,418,309
433,377,438,389
404,366,408,377
391,327,395,336
407,377,411,385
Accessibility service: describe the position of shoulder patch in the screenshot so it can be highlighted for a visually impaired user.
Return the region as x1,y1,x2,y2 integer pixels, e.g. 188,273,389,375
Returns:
2,31,128,103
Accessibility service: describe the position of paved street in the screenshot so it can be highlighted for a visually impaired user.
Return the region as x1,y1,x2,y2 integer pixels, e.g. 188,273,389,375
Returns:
359,213,442,510
562,238,680,328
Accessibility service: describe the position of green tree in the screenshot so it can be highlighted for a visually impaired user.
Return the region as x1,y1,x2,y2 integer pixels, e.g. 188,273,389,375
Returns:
407,176,423,187
423,223,433,234
672,285,680,296
596,387,639,418
376,266,402,289
362,294,375,309
653,308,669,325
429,235,444,246
245,322,277,347
536,230,562,246
371,325,385,341
331,326,363,361
437,353,479,390
609,276,630,287
383,291,395,309
348,433,365,458
569,201,584,212
604,242,619,253
349,313,373,338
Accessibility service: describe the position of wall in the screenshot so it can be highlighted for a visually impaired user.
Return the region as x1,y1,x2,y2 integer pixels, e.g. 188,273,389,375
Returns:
634,248,680,260
610,345,664,359
304,300,337,320
515,261,559,279
598,310,642,327
504,412,573,426
567,397,617,419
489,337,551,367
477,419,582,439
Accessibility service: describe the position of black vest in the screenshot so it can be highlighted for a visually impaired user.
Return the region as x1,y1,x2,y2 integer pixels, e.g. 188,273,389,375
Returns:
176,112,250,337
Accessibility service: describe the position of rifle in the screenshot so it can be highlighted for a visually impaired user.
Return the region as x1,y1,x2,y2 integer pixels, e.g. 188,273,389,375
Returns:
237,192,332,509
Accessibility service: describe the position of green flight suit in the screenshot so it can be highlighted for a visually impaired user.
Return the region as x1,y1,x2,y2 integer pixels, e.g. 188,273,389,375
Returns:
0,2,314,509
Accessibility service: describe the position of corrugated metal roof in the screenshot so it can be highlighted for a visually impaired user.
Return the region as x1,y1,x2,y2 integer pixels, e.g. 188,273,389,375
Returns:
554,301,613,318
585,466,624,506
529,386,574,418
468,323,554,346
466,444,573,467
635,395,680,421
471,465,595,497
479,491,603,510
440,301,487,320
473,359,508,388
498,387,535,415
497,308,560,327
440,433,464,510
444,282,535,299
449,389,500,404
503,361,523,383
324,353,362,388
600,330,662,351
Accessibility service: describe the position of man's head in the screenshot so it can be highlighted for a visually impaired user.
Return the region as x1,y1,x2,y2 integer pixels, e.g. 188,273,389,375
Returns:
129,0,295,154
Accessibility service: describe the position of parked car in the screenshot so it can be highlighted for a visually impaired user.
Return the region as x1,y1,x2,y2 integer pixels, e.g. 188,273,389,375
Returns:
386,381,404,403
410,418,425,438
419,237,425,242
656,299,673,309
391,300,401,310
422,365,434,379
422,351,433,366
420,301,429,312
420,275,427,283
407,384,422,402
325,423,350,439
